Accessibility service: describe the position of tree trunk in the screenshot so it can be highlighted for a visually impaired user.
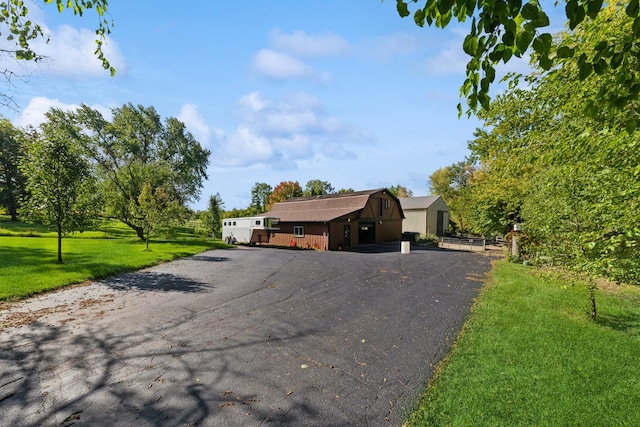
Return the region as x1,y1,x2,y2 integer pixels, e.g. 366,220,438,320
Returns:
57,223,63,264
589,280,597,321
122,219,145,239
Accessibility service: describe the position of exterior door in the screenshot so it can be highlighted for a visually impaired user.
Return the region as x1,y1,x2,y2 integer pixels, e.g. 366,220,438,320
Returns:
437,210,446,236
343,225,351,248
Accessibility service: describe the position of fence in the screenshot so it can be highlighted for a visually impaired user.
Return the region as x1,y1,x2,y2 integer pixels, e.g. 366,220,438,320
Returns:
439,236,486,252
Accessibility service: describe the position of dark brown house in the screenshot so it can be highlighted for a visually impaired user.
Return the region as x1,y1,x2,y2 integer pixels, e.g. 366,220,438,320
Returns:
265,189,404,250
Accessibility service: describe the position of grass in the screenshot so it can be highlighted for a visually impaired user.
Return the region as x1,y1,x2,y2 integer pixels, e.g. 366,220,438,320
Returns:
0,215,229,300
405,261,640,427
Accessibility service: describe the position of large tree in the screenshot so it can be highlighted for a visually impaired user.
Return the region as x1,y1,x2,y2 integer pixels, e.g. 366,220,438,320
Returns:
201,193,224,238
250,182,272,213
20,108,99,263
70,103,211,239
0,118,26,220
266,181,302,210
395,0,640,116
303,179,335,196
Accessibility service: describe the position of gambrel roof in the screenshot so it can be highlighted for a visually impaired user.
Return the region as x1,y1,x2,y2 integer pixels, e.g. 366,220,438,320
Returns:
267,189,403,222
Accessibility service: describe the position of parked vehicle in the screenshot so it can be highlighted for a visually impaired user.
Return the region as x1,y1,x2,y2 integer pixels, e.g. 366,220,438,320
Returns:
222,216,279,245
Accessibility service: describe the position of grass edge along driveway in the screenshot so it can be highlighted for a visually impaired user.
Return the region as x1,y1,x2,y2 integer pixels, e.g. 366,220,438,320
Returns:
405,260,640,426
0,236,227,300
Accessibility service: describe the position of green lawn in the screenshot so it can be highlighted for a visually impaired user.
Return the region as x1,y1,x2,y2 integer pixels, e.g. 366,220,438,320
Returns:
0,216,228,300
406,261,640,426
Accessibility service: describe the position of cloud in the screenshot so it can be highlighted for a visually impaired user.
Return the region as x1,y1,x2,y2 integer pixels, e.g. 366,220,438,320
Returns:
251,49,321,81
177,104,211,146
212,91,374,168
13,96,112,129
252,30,346,81
28,25,124,78
14,97,80,128
268,29,351,57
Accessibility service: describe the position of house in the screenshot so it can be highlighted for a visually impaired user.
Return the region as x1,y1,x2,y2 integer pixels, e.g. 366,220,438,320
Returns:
399,196,450,237
265,189,404,250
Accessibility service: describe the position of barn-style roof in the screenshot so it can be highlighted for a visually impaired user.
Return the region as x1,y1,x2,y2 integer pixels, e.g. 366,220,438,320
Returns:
267,188,401,222
399,196,443,210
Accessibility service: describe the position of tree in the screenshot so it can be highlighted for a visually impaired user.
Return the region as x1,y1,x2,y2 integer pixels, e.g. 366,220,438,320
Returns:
459,6,640,317
250,182,272,213
0,0,114,108
303,179,335,196
129,182,181,250
0,119,26,220
388,185,413,198
71,103,211,239
20,108,99,263
201,193,224,238
266,181,303,210
337,187,355,193
429,162,475,232
394,1,640,116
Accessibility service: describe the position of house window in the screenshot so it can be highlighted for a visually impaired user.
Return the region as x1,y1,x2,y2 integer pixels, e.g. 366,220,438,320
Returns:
294,226,304,237
255,220,261,225
384,199,390,209
233,221,236,226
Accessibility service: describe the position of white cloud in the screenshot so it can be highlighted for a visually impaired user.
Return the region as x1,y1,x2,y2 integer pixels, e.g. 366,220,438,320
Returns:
177,104,211,146
29,25,124,78
212,91,374,168
269,29,351,57
251,49,318,80
14,97,78,128
14,96,111,128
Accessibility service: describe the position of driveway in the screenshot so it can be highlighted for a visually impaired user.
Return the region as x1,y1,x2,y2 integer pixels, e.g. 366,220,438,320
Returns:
0,244,491,426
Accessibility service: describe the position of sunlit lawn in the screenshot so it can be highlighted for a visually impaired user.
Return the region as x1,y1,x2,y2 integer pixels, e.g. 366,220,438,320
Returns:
0,216,228,300
405,261,640,426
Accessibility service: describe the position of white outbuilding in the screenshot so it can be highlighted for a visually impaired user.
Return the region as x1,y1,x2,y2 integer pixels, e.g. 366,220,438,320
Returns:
399,196,450,237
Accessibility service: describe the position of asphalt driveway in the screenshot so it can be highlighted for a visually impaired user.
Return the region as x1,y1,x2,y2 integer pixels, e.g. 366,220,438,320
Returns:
0,244,491,426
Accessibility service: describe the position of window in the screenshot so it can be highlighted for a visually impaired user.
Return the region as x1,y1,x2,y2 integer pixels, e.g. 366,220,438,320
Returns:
384,199,390,209
294,226,304,237
233,221,236,226
255,220,261,225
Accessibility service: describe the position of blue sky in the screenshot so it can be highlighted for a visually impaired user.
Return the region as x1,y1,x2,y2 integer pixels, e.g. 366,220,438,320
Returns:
1,1,566,210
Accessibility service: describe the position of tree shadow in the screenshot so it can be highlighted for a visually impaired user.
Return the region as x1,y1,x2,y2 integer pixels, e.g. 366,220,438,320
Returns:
104,271,214,293
596,312,640,338
0,319,341,426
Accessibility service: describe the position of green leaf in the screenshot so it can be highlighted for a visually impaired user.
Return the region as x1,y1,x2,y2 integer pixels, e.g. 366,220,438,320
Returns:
627,0,639,18
626,119,637,134
587,0,603,19
414,8,426,27
593,58,607,75
396,0,410,18
437,0,455,16
539,54,553,70
557,45,575,58
516,29,534,52
521,2,539,20
633,17,640,37
463,34,479,55
611,52,624,69
566,0,586,29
